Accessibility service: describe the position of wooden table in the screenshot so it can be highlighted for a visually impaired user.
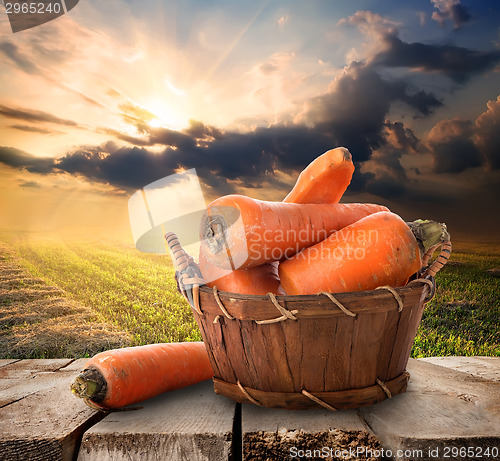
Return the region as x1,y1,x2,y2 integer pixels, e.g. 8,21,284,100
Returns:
1,357,499,461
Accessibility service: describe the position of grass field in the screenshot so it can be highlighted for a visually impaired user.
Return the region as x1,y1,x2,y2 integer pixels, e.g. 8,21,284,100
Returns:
0,232,499,359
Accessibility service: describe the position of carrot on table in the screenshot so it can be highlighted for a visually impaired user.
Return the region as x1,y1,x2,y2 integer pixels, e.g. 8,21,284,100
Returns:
283,147,355,204
278,211,449,295
70,342,213,410
199,194,389,270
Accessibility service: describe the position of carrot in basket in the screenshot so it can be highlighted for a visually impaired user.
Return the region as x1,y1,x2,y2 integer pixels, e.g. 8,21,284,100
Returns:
70,342,213,410
283,147,355,204
200,194,389,270
197,147,355,294
278,211,449,295
199,249,284,295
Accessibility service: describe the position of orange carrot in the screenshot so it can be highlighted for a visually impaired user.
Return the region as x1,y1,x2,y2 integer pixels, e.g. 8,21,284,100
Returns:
70,342,213,410
283,147,355,204
278,211,447,295
199,248,284,295
200,194,389,270
197,147,355,294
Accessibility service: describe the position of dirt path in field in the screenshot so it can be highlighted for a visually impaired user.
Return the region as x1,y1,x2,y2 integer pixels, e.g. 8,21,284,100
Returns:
0,245,132,359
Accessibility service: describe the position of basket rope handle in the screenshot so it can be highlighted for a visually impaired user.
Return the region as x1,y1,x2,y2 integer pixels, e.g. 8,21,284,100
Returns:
407,238,452,303
164,232,204,312
421,239,452,278
164,232,191,273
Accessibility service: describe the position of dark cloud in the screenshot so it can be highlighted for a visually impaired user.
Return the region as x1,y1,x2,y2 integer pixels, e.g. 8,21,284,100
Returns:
0,146,55,174
426,96,500,173
427,118,482,173
365,174,407,199
475,96,500,170
373,35,500,84
431,0,472,30
297,62,441,161
0,104,78,127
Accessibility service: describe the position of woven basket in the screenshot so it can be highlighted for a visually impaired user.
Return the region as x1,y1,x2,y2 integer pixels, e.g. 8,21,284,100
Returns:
165,233,451,411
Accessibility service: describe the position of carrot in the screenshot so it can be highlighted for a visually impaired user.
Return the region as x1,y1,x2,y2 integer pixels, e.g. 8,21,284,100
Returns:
200,194,389,270
278,211,448,295
70,342,213,410
283,147,355,204
197,147,354,294
199,248,284,295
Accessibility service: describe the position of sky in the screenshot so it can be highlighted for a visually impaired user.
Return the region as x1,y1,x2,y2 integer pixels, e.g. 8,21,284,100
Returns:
0,0,499,243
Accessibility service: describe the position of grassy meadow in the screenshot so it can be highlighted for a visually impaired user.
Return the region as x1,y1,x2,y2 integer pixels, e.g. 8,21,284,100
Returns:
0,232,499,359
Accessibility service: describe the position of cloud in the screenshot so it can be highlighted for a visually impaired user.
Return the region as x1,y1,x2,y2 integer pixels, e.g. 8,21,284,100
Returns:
0,104,78,127
427,118,482,173
9,124,62,135
0,146,55,174
296,61,441,161
0,41,41,75
373,35,500,84
344,10,500,84
475,95,500,169
426,95,500,172
19,180,41,188
431,0,472,30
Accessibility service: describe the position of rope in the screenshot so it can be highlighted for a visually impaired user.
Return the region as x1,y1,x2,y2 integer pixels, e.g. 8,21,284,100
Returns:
407,277,435,303
376,378,392,399
237,380,263,406
192,284,203,315
321,292,356,317
301,389,338,411
212,286,234,319
376,286,404,312
255,293,298,324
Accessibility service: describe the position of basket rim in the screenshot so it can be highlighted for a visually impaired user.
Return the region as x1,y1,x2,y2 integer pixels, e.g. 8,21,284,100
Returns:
199,278,428,300
193,278,432,322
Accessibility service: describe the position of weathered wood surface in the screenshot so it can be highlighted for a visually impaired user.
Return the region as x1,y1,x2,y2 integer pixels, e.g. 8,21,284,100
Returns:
77,379,236,461
359,358,500,461
0,359,104,461
240,357,500,461
1,357,499,460
420,356,500,382
242,404,381,461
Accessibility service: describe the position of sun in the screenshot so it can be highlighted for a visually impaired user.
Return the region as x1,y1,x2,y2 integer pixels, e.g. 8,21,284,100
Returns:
143,100,188,131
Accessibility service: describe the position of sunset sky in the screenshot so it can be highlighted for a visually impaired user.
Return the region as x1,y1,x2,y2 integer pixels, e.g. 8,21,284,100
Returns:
1,0,499,243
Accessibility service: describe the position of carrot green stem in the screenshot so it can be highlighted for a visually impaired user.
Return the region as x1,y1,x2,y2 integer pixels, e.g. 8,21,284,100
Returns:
70,367,107,403
407,219,450,257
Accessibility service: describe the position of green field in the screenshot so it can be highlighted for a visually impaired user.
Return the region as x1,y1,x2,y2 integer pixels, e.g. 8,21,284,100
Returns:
0,232,499,359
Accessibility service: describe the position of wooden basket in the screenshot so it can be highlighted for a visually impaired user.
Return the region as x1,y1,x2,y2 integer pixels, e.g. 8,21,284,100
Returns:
165,233,451,411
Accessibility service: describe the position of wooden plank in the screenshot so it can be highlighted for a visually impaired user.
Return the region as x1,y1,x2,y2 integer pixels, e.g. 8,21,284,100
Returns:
0,359,104,461
0,360,20,369
359,358,500,461
0,359,86,407
242,402,382,461
419,356,500,382
77,380,237,461
0,359,73,385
